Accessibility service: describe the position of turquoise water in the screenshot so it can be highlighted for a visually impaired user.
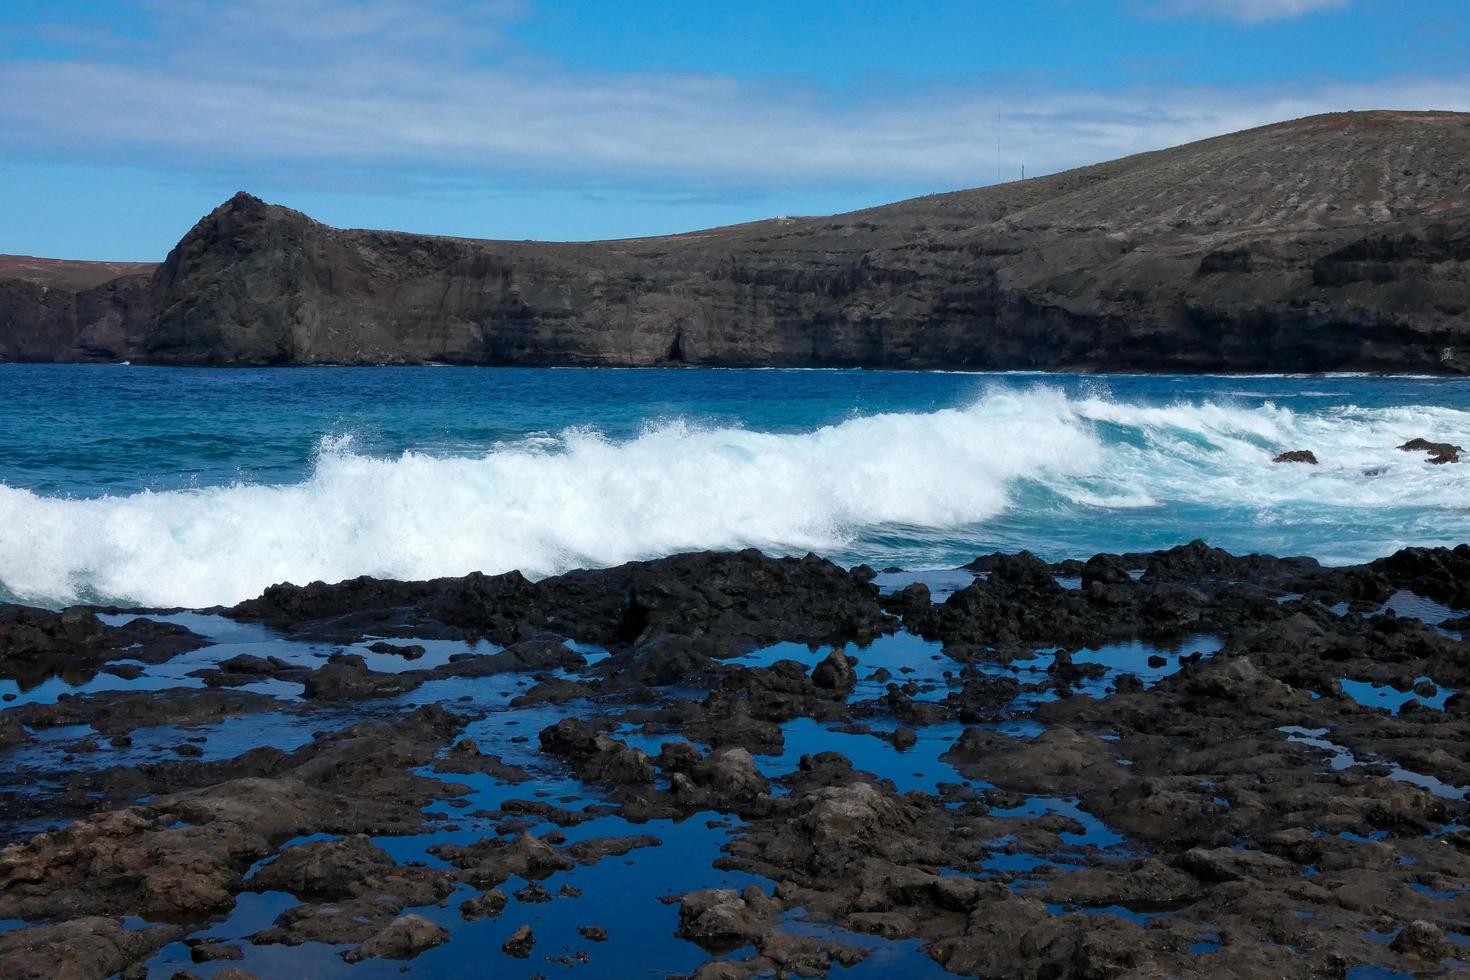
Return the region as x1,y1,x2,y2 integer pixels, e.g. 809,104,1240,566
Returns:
2,364,1468,607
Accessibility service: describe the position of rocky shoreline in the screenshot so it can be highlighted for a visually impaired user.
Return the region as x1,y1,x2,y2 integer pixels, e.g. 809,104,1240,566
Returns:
2,542,1469,978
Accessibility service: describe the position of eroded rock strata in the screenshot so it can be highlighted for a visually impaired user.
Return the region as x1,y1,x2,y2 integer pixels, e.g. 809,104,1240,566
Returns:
5,110,1470,372
1,543,1469,977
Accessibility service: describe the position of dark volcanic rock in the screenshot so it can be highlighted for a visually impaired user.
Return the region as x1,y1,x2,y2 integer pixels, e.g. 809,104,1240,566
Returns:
301,658,424,700
1398,437,1462,464
341,913,449,963
1369,544,1470,607
7,112,1470,373
0,256,154,363
810,648,858,691
0,605,208,690
247,834,398,899
0,915,181,980
460,889,508,920
1273,449,1318,464
677,886,782,950
538,718,655,785
501,924,535,958
2,687,280,738
229,549,885,658
7,541,1470,979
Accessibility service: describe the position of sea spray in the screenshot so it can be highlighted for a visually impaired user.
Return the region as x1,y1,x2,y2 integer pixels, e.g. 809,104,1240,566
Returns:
1,386,1468,608
0,388,1101,606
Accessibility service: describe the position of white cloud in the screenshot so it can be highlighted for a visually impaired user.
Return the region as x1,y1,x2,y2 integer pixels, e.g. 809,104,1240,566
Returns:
0,0,1461,199
1147,0,1352,23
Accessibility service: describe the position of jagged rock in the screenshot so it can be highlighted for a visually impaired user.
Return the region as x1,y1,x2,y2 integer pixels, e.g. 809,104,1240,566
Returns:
811,648,857,691
678,886,782,947
0,916,181,980
366,641,425,659
188,940,243,963
501,925,535,958
460,889,508,920
342,914,449,962
1391,919,1449,959
690,747,771,801
301,659,423,700
538,718,656,784
247,834,397,899
1399,438,1462,464
429,832,573,886
0,809,261,919
1178,847,1294,883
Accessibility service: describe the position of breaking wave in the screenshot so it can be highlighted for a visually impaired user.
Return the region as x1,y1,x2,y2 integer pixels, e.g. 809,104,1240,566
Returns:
2,386,1468,607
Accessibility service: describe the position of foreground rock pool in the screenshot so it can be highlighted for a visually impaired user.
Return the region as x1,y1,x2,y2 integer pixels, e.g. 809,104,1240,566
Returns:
2,541,1469,979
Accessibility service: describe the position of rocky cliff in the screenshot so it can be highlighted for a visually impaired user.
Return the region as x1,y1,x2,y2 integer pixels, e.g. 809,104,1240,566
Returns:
0,257,155,363
5,110,1470,371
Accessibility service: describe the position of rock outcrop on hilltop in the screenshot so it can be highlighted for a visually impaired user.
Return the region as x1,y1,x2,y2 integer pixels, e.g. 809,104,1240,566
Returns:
4,110,1470,371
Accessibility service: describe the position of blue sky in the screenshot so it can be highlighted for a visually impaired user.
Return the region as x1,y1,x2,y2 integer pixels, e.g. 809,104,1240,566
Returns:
1,0,1467,260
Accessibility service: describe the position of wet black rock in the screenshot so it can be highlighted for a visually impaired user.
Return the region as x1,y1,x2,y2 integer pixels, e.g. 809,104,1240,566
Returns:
0,916,181,980
810,648,857,691
0,606,208,690
429,832,574,887
677,886,782,950
879,582,931,620
501,924,535,958
538,718,656,785
683,747,771,805
247,834,398,900
1391,919,1449,960
460,888,508,920
1369,544,1470,607
341,913,449,962
187,939,243,963
230,550,885,658
1273,449,1319,464
5,540,1470,979
301,659,424,700
367,641,425,659
1398,437,1462,464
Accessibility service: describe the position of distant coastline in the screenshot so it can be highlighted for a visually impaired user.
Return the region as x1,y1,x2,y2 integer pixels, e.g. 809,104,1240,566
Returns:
0,361,1464,381
3,110,1469,375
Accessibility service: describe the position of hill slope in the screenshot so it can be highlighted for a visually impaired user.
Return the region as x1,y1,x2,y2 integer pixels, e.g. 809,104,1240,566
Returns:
5,110,1470,371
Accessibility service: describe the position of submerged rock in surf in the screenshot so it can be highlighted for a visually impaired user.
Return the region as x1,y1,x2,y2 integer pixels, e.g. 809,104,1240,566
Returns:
1398,437,1462,464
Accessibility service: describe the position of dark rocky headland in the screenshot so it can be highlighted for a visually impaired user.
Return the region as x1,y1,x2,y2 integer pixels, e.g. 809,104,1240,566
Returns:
3,109,1470,373
2,541,1469,977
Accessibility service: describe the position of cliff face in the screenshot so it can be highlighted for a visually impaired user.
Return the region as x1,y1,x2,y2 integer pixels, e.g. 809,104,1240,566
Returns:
0,258,154,363
6,110,1470,372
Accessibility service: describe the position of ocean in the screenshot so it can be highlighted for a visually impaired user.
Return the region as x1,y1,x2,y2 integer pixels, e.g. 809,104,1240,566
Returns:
1,364,1468,608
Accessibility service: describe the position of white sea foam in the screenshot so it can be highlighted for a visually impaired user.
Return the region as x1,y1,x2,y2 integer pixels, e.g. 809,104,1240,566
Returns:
1,387,1467,608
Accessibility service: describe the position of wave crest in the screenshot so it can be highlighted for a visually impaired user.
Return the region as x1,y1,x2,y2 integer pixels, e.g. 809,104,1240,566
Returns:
0,388,1098,606
1,386,1467,608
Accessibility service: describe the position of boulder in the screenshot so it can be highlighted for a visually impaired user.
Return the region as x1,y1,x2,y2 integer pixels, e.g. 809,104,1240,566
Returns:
342,914,449,962
1398,438,1462,464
